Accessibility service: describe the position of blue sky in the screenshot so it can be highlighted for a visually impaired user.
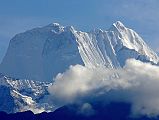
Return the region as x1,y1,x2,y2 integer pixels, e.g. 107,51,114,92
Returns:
0,0,159,62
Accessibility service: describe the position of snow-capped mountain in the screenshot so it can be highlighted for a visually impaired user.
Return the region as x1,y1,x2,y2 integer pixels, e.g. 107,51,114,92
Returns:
76,21,159,68
0,73,54,113
0,21,158,81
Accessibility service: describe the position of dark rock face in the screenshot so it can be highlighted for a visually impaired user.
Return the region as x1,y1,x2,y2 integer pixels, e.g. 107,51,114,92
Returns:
0,86,14,113
1,102,159,120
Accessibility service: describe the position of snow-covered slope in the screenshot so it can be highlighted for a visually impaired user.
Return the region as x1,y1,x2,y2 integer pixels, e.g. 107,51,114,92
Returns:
0,23,83,81
76,21,159,68
0,73,54,113
0,21,158,81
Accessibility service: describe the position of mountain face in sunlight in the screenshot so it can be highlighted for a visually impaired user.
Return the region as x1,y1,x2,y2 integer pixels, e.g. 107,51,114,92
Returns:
0,21,158,82
0,22,159,119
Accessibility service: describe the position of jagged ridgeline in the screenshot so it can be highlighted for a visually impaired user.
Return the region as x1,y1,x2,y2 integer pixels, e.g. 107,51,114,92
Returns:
0,21,158,82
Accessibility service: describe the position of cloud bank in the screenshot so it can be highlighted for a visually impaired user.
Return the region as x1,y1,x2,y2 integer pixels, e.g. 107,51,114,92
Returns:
48,59,159,117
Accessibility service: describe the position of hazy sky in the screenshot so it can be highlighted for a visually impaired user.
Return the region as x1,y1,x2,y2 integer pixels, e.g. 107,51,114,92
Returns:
0,0,159,62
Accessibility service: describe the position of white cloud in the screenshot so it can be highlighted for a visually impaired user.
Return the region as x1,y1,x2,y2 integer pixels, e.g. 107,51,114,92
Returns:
48,59,159,117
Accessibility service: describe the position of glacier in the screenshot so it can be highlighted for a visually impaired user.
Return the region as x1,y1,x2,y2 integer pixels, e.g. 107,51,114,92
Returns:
0,21,158,82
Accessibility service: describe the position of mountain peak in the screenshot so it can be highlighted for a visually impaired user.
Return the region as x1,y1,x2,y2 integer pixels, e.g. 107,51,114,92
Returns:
46,22,64,34
46,22,64,29
49,22,60,27
111,21,126,31
0,22,159,81
113,21,125,27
